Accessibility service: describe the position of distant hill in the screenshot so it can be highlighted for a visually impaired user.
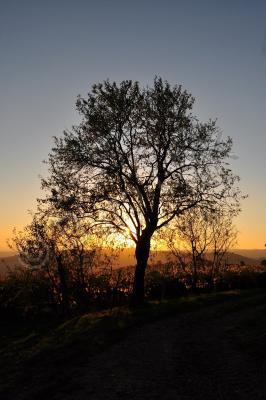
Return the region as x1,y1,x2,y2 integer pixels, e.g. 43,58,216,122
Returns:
113,248,172,267
114,248,261,268
223,252,261,267
0,254,20,278
0,249,261,278
0,251,16,258
232,249,266,260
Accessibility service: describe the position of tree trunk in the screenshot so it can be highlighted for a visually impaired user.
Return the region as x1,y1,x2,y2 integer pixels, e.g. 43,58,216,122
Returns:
131,230,152,306
56,254,70,315
191,244,198,292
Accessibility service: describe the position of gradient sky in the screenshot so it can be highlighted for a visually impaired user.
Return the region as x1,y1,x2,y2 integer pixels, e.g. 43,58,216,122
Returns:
0,0,266,250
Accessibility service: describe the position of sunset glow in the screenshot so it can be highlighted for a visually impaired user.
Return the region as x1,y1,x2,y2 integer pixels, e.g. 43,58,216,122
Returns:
1,1,266,253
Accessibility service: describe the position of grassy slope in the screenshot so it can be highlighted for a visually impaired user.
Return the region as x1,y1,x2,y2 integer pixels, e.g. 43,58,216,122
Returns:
1,289,266,399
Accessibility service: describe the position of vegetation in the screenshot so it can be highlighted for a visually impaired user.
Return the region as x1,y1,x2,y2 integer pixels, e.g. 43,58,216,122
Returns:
162,206,238,291
2,253,266,320
261,259,266,267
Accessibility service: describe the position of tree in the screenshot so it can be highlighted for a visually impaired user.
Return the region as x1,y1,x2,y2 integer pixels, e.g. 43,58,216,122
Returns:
163,207,237,290
208,210,238,287
163,207,212,291
11,214,71,314
41,77,242,305
10,212,97,314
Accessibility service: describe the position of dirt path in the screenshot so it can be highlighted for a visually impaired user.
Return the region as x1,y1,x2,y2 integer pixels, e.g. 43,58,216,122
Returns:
50,300,266,400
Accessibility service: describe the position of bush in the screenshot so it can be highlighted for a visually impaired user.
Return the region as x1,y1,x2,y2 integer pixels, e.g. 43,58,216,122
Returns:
0,267,54,319
145,268,187,300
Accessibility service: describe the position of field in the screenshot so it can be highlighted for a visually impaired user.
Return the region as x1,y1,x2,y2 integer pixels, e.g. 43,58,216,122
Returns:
1,289,266,399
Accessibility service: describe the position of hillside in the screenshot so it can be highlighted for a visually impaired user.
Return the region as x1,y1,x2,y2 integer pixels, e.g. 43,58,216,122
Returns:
1,290,266,399
223,252,261,266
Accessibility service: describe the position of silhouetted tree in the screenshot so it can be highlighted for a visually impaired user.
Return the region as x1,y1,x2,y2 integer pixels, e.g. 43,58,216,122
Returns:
11,213,96,314
41,78,242,305
11,215,70,314
208,210,238,287
163,207,212,290
164,207,237,290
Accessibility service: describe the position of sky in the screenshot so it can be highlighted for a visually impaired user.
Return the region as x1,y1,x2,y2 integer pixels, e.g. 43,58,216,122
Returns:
0,0,266,251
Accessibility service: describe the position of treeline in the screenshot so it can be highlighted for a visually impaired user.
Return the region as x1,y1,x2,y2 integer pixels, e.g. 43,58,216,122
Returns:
1,252,266,321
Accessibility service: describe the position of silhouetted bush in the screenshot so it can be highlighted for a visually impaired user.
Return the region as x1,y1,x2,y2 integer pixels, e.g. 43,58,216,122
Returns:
145,264,187,300
0,267,54,319
256,271,266,288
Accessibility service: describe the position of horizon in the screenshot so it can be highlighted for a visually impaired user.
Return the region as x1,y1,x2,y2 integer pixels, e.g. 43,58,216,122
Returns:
2,247,266,258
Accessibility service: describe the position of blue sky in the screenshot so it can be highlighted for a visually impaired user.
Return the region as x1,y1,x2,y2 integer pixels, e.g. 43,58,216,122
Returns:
0,0,266,249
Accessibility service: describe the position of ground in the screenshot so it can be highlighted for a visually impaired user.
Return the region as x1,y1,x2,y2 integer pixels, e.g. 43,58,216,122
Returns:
1,291,266,399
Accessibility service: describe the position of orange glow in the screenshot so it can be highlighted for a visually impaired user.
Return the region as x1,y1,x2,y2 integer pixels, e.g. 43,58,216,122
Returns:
1,198,265,252
1,221,265,252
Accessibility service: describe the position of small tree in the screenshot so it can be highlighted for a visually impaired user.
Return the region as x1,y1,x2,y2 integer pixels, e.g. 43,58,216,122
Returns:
41,78,242,305
11,215,70,314
163,207,212,290
164,207,237,290
11,212,97,314
208,210,238,287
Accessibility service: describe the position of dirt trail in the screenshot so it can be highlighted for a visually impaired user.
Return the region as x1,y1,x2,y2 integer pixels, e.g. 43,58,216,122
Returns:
54,300,266,400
